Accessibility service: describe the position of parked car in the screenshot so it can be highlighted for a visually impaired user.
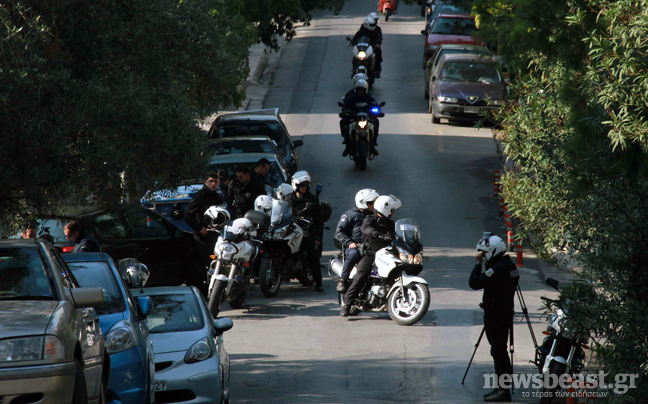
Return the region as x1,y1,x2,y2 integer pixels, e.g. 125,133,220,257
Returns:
34,205,195,286
143,152,290,231
424,44,492,99
425,0,472,23
133,286,233,404
421,14,483,68
428,54,506,124
0,239,109,403
63,253,156,404
205,135,298,173
207,109,302,173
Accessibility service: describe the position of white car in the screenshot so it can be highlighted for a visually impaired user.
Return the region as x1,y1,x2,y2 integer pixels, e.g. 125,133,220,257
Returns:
133,286,233,404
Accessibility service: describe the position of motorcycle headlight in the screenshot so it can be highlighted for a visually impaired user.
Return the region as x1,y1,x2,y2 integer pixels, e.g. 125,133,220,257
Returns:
414,252,423,265
272,226,288,240
184,338,212,364
0,336,64,363
217,243,237,260
558,317,576,340
357,51,367,60
358,120,368,129
105,320,137,354
396,247,413,264
437,96,458,103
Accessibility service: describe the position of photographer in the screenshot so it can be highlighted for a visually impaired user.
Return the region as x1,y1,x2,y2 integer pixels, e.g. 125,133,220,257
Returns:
469,233,519,402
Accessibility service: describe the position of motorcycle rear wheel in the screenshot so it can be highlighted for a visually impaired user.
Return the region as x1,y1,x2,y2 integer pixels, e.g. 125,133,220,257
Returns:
538,361,567,404
259,257,282,297
208,280,227,318
387,282,430,325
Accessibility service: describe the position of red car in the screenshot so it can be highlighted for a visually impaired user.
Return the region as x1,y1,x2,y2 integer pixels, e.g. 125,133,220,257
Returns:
421,14,483,68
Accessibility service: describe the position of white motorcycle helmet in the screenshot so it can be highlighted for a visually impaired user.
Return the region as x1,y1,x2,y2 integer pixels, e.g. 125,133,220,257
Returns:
254,195,274,214
231,217,254,238
355,188,380,210
476,233,507,263
276,183,293,201
352,72,370,88
363,16,377,31
204,206,231,229
291,170,311,192
355,79,369,91
374,194,402,217
368,12,380,21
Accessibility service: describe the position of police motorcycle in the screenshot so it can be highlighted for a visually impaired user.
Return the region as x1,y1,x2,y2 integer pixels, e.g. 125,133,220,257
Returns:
204,206,262,318
328,218,430,325
534,278,591,404
346,35,377,86
338,100,385,170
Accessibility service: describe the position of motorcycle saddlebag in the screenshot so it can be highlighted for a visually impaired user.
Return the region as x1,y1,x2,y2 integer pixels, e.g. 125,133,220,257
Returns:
244,210,271,235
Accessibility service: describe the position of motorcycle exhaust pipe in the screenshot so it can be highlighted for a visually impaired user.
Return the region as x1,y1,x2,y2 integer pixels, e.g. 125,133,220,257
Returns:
329,258,343,278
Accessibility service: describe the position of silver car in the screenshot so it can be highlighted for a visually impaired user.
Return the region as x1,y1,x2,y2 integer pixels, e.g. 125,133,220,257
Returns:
0,239,108,403
133,286,233,404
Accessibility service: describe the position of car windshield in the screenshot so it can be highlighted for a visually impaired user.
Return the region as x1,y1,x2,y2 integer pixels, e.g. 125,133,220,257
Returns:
37,218,68,243
431,17,476,36
207,141,276,157
215,122,287,146
208,160,284,188
0,247,54,300
441,61,501,83
145,293,204,333
66,261,126,314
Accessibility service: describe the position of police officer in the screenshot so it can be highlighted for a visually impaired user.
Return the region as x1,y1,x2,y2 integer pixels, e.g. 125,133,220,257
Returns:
350,16,383,77
184,173,223,295
341,194,401,317
469,233,519,402
229,164,267,217
340,79,381,156
286,170,324,292
334,188,379,293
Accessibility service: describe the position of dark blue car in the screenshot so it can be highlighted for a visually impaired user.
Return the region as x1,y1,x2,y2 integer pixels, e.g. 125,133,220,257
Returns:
63,253,156,404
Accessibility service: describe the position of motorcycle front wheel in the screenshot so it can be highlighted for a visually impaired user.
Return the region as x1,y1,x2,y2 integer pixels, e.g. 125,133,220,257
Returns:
387,282,430,325
259,257,282,297
539,361,567,404
385,8,391,21
208,279,227,318
355,140,367,170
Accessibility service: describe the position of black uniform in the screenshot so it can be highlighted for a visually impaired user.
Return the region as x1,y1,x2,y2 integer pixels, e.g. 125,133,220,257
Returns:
228,178,266,217
73,232,101,253
469,254,520,381
344,214,395,304
350,25,383,71
335,208,371,280
340,90,380,147
286,190,323,285
184,184,223,295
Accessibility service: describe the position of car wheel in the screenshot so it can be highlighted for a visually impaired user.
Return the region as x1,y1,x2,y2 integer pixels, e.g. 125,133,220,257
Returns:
71,359,88,404
432,113,441,124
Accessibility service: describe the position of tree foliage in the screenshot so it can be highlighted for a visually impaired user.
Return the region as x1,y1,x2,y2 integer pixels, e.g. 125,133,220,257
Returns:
473,0,648,401
0,0,256,227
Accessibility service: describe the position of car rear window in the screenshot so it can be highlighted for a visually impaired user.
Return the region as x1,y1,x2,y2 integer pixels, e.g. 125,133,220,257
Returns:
208,142,275,157
442,61,501,83
145,293,204,333
0,247,54,300
214,122,286,146
431,17,476,36
66,261,126,314
208,160,284,188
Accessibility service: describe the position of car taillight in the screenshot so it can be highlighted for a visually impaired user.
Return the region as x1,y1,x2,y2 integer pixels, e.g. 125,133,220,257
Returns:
62,246,74,253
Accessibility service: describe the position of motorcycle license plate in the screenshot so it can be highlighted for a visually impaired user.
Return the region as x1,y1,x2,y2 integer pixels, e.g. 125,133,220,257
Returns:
464,107,480,114
155,380,168,391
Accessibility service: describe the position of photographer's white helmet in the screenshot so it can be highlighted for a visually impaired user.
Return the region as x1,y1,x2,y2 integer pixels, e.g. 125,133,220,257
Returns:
254,195,274,214
276,183,293,201
373,194,402,217
204,206,231,229
476,233,507,262
352,72,370,88
355,188,379,210
363,16,377,31
291,170,311,191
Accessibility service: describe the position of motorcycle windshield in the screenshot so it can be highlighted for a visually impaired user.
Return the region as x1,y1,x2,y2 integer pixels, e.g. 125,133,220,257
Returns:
394,219,420,246
221,225,244,243
357,35,372,48
270,200,292,226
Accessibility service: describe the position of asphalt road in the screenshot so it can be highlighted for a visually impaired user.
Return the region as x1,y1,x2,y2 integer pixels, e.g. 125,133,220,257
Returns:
220,1,564,403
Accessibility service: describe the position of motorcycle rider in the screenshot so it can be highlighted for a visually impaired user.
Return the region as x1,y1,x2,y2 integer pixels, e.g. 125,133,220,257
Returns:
341,194,401,317
334,188,379,293
469,233,520,402
340,79,381,156
285,170,324,292
350,16,383,77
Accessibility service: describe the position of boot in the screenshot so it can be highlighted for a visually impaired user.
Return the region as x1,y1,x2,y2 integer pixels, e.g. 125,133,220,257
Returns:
371,144,379,156
342,145,349,157
315,282,324,292
336,279,350,293
484,388,500,398
375,70,381,78
484,389,511,402
340,304,350,317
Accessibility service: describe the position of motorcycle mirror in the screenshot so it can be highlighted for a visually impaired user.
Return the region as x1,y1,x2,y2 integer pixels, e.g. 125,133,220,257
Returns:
379,102,386,107
420,30,428,36
546,278,560,291
293,139,303,147
377,113,385,118
338,102,344,107
316,183,323,197
346,36,352,41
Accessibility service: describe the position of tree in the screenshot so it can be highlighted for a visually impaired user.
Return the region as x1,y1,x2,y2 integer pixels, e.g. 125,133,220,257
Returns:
0,0,256,228
473,0,648,401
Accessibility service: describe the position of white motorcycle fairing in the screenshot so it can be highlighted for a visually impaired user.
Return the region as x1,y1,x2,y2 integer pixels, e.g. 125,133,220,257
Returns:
286,223,304,254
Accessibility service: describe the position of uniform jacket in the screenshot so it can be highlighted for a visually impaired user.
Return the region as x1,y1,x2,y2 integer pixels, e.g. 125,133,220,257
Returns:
361,214,395,253
342,91,379,114
469,254,519,312
351,25,383,46
286,190,323,240
184,185,223,233
74,232,101,253
335,208,371,249
228,178,266,216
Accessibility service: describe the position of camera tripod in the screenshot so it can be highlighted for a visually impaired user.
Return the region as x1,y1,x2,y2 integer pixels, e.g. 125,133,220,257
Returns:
461,284,538,391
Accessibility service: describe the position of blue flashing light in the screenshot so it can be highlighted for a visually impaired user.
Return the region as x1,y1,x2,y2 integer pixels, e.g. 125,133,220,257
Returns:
371,107,380,114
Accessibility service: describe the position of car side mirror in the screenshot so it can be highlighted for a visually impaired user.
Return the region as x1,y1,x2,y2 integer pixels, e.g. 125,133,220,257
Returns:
70,287,104,309
214,317,234,335
293,139,303,147
137,296,153,318
421,30,428,36
379,102,386,107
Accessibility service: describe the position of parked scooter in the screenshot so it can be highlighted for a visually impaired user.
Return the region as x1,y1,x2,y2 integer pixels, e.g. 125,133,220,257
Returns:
346,35,377,85
329,218,430,325
338,101,385,170
379,0,398,21
534,278,591,404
